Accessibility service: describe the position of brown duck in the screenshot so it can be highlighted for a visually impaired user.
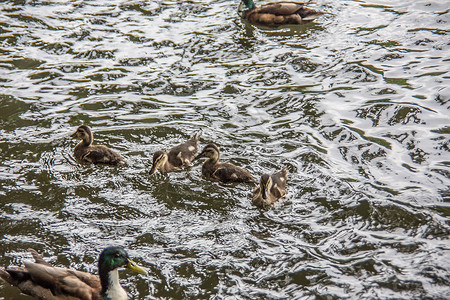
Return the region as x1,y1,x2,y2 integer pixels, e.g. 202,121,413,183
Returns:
71,125,127,166
150,134,200,175
240,0,324,26
252,167,288,208
0,247,147,300
194,144,256,184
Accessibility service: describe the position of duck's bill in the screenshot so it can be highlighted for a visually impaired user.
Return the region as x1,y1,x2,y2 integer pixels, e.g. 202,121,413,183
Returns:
127,259,148,275
70,131,77,138
261,187,268,200
193,153,204,161
149,165,157,175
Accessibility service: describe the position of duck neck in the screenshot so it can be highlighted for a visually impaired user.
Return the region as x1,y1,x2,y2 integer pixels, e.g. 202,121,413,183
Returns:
77,132,93,148
76,140,89,149
100,269,127,300
161,153,170,170
242,0,255,9
207,151,220,165
84,130,94,147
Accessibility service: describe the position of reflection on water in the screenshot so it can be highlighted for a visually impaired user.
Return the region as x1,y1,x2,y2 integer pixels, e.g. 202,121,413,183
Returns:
0,0,449,298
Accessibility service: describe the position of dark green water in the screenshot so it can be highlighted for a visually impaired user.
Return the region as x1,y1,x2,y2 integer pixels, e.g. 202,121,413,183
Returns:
0,0,449,299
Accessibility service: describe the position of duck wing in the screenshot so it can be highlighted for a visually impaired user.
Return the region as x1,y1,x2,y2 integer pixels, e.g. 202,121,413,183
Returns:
82,145,126,166
0,266,67,300
272,167,288,188
23,262,100,299
270,168,288,198
212,163,256,183
247,1,324,24
167,135,200,168
257,1,306,15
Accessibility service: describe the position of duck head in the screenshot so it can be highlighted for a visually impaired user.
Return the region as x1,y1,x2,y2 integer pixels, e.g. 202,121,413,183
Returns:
194,144,220,162
149,150,168,175
98,247,147,295
259,174,272,200
98,246,147,275
71,125,93,146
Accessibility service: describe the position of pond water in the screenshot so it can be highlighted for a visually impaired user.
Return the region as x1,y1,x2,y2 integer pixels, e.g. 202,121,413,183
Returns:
0,0,449,298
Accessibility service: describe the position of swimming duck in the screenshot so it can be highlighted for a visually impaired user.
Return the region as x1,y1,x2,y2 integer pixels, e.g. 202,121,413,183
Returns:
0,246,147,300
71,125,127,166
252,167,288,208
150,134,200,175
194,143,256,184
239,0,324,26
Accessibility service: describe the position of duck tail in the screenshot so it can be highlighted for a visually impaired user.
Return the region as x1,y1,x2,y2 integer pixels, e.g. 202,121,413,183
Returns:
193,132,201,141
0,268,14,285
299,7,325,21
0,266,30,286
28,249,52,266
281,166,288,178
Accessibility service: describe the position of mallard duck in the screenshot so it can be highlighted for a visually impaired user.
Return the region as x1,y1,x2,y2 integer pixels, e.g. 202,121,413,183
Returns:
194,143,256,184
71,125,127,166
0,246,147,299
239,0,324,25
252,167,288,208
150,134,200,175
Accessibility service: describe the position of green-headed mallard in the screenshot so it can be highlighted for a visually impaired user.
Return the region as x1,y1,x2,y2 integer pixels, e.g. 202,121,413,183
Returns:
71,125,127,167
194,143,256,184
0,246,147,299
240,0,324,25
252,167,288,208
150,134,200,175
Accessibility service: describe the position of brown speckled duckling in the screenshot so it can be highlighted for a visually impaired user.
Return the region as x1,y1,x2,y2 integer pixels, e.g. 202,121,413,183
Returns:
240,0,324,26
194,144,256,184
150,134,200,175
71,125,127,166
252,167,288,208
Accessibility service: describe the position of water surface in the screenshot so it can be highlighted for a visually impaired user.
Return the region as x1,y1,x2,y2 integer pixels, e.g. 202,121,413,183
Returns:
0,0,449,298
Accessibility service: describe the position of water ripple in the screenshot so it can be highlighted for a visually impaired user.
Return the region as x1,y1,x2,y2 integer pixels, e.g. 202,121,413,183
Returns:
0,0,449,298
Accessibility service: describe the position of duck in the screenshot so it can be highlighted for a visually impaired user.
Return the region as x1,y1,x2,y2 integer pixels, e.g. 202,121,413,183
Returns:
239,0,324,26
71,125,127,166
252,167,288,208
194,143,256,184
0,246,147,300
149,134,200,175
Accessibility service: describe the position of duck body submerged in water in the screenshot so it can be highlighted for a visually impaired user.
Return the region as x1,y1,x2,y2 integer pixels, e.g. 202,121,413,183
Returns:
195,144,256,184
252,167,288,208
150,134,200,175
240,0,324,25
71,125,127,167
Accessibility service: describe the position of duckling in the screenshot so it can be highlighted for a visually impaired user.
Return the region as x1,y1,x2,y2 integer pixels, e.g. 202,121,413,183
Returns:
252,167,288,208
239,0,324,26
0,246,147,300
150,134,200,175
71,125,127,166
194,143,256,184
